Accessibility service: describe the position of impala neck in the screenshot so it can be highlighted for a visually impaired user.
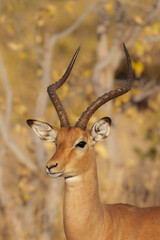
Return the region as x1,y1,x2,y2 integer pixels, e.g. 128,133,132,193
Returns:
63,156,105,240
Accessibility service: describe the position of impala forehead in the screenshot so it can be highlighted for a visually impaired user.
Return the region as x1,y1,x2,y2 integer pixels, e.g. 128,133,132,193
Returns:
56,127,90,145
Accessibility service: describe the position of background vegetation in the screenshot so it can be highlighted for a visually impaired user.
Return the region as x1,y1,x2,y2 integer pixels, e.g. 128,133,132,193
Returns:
0,0,160,239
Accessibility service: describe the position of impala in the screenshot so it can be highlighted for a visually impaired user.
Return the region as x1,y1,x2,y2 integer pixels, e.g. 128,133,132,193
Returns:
27,45,160,240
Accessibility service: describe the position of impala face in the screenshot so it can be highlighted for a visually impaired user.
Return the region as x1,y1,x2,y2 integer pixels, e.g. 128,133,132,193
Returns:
27,117,111,179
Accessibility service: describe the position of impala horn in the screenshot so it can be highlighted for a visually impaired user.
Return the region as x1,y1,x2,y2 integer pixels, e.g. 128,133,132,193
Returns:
75,43,133,130
47,46,81,127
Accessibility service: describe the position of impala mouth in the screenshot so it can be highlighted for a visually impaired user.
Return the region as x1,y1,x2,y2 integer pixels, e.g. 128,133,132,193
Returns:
46,171,63,178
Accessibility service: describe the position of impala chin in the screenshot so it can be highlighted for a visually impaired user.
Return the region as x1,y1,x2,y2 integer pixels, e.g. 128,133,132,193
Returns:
63,173,76,180
46,171,64,178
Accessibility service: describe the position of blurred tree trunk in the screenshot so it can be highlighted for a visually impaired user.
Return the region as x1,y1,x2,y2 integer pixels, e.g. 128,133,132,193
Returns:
93,9,125,200
93,0,160,200
0,149,22,240
0,48,38,240
96,13,113,112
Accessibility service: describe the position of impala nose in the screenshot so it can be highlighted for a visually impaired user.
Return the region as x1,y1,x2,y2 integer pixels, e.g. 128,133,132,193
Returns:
46,163,58,174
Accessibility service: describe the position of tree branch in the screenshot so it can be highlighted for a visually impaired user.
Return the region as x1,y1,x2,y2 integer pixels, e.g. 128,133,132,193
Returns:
0,112,37,172
0,50,12,127
50,3,98,45
125,0,160,47
0,148,8,203
0,49,37,172
142,34,160,43
114,80,160,124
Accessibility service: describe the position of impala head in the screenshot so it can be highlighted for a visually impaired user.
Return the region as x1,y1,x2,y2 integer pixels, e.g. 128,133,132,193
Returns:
27,44,133,179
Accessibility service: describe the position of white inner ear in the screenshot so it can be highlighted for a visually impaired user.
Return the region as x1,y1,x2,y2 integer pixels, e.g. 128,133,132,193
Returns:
91,119,110,144
32,121,58,142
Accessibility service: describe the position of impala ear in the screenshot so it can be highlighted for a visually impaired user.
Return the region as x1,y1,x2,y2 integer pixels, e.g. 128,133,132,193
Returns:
26,119,59,142
91,117,111,144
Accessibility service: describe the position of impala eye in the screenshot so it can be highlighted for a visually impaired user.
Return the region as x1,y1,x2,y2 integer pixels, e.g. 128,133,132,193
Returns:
76,141,86,148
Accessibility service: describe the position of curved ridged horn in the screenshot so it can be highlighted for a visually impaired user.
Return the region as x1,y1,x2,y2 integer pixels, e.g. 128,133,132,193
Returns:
47,46,81,127
75,44,133,130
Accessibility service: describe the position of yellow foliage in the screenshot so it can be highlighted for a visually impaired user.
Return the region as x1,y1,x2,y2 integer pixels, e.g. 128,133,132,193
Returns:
37,18,45,27
14,123,22,133
152,169,159,179
52,70,61,80
23,193,31,201
126,106,137,118
83,69,91,77
114,98,122,108
148,99,159,111
15,124,27,134
135,41,144,56
19,51,28,59
105,1,114,14
21,168,31,177
89,115,98,125
7,25,14,34
25,184,36,192
132,88,141,95
134,16,144,25
132,61,144,78
7,42,23,51
135,114,144,125
152,22,160,36
0,15,6,23
46,4,56,16
19,177,36,201
59,84,69,100
121,94,130,104
35,35,42,44
0,97,5,107
144,26,152,35
145,23,160,36
157,93,160,103
86,83,93,95
95,143,108,159
145,55,152,64
65,2,74,13
23,127,27,134
14,104,27,115
6,5,13,13
126,158,137,167
19,179,36,192
36,68,43,77
114,93,131,108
